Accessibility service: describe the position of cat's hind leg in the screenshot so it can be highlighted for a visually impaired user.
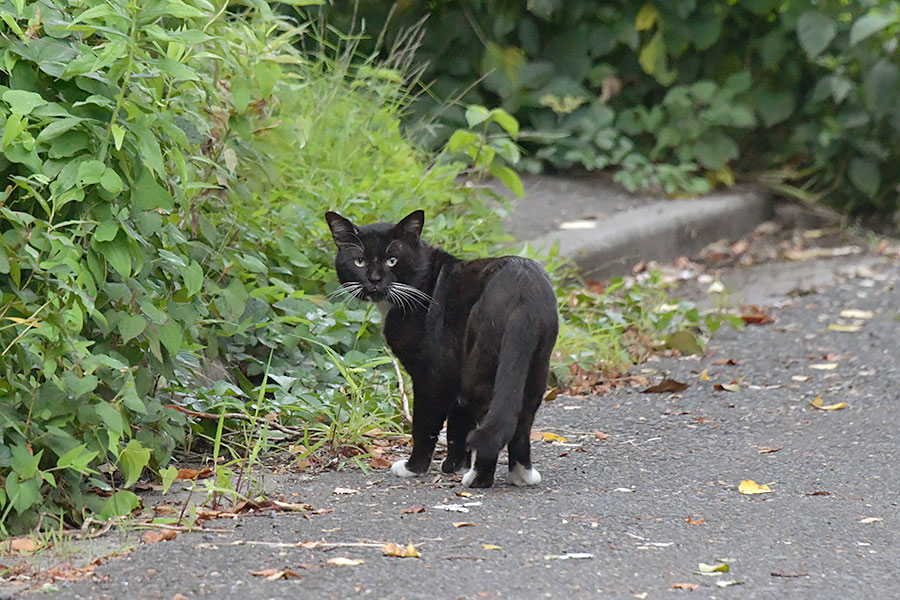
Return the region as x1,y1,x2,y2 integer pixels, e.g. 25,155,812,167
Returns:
461,450,499,488
507,354,550,487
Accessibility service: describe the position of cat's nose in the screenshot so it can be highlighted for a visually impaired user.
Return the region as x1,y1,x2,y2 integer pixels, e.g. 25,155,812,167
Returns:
368,271,382,282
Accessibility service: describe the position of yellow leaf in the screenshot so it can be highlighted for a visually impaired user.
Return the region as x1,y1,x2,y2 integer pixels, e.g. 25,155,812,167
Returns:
810,396,846,411
828,324,862,332
540,432,568,443
699,369,710,381
635,4,660,30
738,480,772,495
327,557,364,566
381,542,420,558
839,309,873,319
482,544,502,550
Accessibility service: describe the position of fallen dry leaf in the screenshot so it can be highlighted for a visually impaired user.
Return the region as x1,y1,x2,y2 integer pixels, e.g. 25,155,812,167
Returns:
4,537,39,553
791,375,811,382
784,245,861,261
741,305,775,325
456,491,473,498
43,563,97,582
326,557,364,566
859,517,882,524
332,487,358,495
809,396,846,411
758,447,782,454
684,517,705,526
152,504,177,515
642,378,690,394
711,358,739,366
142,529,177,544
482,544,502,550
839,309,873,319
714,382,740,392
381,542,420,558
810,363,838,370
807,490,831,496
828,323,862,332
452,522,475,528
250,568,301,580
671,583,700,591
699,369,710,381
538,432,567,443
368,456,392,469
739,480,772,495
593,431,609,441
173,594,190,600
400,506,425,514
698,562,730,573
174,466,214,481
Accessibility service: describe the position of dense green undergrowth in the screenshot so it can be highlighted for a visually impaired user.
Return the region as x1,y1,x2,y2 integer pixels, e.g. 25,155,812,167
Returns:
0,0,723,535
320,0,900,219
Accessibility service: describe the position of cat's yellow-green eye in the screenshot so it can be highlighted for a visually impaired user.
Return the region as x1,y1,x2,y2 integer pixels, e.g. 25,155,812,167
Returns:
353,257,366,268
385,257,398,267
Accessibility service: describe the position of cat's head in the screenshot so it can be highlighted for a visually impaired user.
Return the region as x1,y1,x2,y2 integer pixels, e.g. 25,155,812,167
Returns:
324,210,427,303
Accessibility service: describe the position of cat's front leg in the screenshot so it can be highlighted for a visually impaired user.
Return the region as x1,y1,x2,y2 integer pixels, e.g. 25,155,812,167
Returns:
391,380,451,477
441,401,474,474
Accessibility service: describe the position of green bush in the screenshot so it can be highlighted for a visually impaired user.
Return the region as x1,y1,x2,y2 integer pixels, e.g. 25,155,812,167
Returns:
0,0,517,534
318,1,900,217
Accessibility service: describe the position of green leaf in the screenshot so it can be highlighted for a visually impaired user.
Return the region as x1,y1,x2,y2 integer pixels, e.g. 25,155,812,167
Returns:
96,401,125,437
100,490,140,520
446,130,478,153
57,445,98,472
864,59,900,116
255,61,282,96
133,120,165,175
5,473,41,515
692,132,738,171
635,4,660,31
133,169,174,211
665,330,703,355
3,89,47,115
118,314,147,343
848,158,880,199
638,30,665,76
36,117,84,143
62,372,99,399
756,90,795,127
103,236,132,278
10,445,41,479
158,319,182,356
111,123,125,150
94,221,118,242
849,14,894,46
161,466,178,494
182,260,204,296
77,160,106,186
796,12,836,59
100,168,124,194
492,165,524,198
121,374,147,415
118,439,151,488
490,108,519,136
465,105,491,128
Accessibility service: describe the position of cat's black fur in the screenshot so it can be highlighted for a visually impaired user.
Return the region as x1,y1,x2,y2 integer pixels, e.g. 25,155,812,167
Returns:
324,210,558,488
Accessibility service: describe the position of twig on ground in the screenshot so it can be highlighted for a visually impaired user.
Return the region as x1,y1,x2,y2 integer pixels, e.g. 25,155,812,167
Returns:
164,404,304,439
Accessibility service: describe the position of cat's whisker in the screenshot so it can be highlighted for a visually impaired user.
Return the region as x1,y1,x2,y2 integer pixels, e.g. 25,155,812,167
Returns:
389,285,428,311
392,282,436,306
387,287,409,316
328,282,363,302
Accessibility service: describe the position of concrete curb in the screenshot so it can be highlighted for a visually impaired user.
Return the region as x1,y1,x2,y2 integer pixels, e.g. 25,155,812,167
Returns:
517,186,774,280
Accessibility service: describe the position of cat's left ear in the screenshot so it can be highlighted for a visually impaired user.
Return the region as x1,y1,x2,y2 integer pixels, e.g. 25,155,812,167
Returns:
325,211,359,248
395,209,424,242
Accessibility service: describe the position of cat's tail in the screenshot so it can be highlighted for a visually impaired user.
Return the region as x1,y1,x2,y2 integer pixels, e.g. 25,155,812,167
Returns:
466,309,537,456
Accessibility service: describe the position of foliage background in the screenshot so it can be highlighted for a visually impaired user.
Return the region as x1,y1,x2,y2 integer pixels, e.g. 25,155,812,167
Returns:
320,0,900,218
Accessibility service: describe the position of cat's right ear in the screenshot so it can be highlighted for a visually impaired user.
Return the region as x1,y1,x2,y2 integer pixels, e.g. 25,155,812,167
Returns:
325,211,359,248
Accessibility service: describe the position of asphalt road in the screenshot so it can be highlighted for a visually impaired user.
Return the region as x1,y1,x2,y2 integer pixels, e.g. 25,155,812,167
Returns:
43,254,900,600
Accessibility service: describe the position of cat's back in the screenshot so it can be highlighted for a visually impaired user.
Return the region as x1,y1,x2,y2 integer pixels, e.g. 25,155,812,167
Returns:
457,255,556,315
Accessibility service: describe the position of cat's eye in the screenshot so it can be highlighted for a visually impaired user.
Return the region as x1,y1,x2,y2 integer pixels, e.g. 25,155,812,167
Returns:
385,257,398,267
353,257,366,268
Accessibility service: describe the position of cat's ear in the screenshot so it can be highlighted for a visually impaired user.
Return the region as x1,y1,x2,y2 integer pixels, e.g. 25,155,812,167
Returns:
325,211,359,248
395,209,424,242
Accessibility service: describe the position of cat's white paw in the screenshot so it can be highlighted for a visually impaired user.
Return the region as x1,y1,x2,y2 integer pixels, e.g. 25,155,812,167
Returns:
391,459,419,478
508,464,542,486
461,467,477,487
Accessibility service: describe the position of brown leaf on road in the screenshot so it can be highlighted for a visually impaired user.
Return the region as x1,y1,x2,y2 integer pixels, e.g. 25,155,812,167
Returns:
452,522,475,528
684,517,705,526
713,382,740,392
174,466,214,481
250,568,301,580
711,358,739,366
593,431,609,441
671,583,700,591
142,529,177,544
642,378,690,394
741,305,775,325
3,537,39,553
173,594,190,600
757,447,782,454
368,456,392,469
400,506,425,514
43,563,97,582
807,490,831,496
382,542,420,558
327,557,364,566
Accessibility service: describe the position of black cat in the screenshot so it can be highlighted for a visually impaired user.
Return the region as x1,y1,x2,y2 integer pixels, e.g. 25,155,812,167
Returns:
324,209,558,488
